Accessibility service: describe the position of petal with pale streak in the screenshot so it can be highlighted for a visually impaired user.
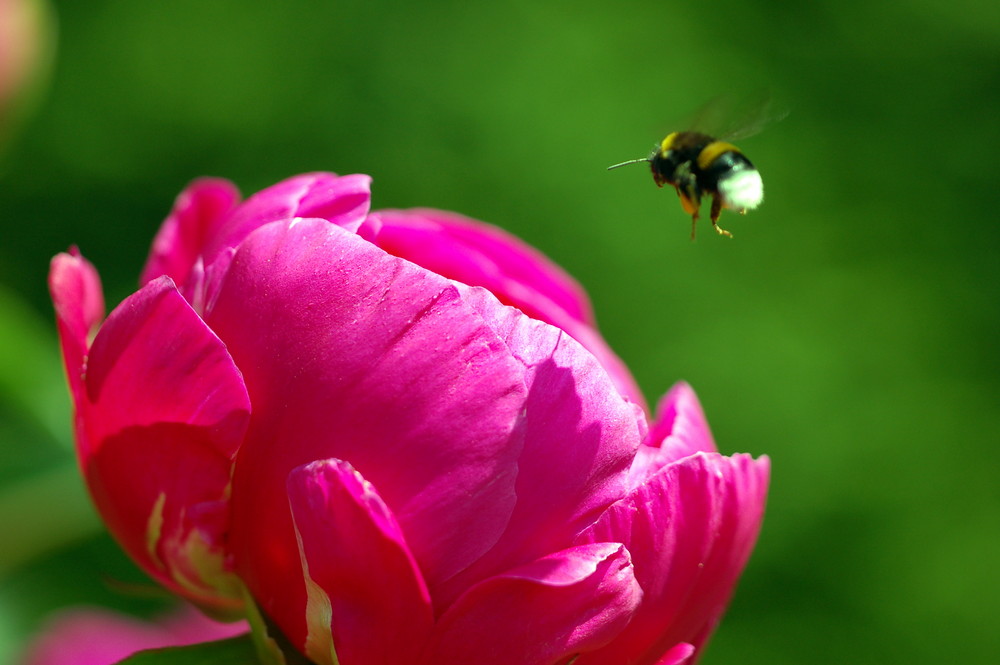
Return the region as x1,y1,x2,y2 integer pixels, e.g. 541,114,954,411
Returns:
287,459,433,665
86,422,244,609
75,277,249,607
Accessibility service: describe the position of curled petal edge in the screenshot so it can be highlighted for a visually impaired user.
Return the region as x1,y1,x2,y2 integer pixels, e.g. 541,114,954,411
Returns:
420,542,642,665
576,452,769,665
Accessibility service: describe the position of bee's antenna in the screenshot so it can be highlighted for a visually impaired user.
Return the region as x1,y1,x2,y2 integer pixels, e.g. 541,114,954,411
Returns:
606,157,650,171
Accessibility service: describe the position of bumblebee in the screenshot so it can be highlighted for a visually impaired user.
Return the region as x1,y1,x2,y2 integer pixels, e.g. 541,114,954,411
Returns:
609,96,781,239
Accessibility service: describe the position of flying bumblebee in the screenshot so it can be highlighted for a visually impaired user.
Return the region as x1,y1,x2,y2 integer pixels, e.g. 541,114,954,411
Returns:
609,94,784,239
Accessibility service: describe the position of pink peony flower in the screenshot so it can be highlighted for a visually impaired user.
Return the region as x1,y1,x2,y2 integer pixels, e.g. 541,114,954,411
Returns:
50,173,769,664
21,604,247,665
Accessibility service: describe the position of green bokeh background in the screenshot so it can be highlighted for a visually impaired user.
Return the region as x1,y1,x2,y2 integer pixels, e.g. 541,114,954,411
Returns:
2,1,998,663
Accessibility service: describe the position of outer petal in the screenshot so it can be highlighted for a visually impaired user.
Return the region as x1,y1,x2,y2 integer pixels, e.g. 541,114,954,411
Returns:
436,283,643,605
139,178,242,289
368,208,595,327
214,219,528,643
367,209,646,408
202,172,372,266
81,277,250,608
575,452,770,665
49,248,104,417
287,459,433,665
84,276,249,452
628,382,718,490
419,543,641,665
86,424,243,609
556,319,647,411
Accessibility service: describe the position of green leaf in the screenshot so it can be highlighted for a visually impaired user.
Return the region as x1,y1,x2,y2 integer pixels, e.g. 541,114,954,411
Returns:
114,635,260,665
0,463,99,576
0,283,71,447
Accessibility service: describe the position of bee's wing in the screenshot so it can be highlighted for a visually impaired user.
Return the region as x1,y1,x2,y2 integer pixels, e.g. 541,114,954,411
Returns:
688,90,788,142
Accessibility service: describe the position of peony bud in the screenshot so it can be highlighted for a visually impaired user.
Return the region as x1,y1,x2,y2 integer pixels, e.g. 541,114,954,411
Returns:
50,172,768,664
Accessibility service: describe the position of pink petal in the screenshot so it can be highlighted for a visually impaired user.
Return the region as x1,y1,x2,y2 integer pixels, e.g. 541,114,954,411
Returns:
419,543,641,665
287,459,433,665
49,249,105,423
629,382,718,490
435,284,644,605
158,604,248,643
139,178,242,289
84,276,249,455
215,219,528,640
554,318,648,410
368,208,595,327
22,604,247,665
575,452,770,665
80,277,249,607
85,425,241,609
653,643,696,665
367,209,646,408
202,172,372,266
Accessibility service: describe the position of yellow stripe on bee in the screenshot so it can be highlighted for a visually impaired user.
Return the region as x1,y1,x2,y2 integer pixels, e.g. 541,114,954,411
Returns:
659,132,679,153
696,141,741,170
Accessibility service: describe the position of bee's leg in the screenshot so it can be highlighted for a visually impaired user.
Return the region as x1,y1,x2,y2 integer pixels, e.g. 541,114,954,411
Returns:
712,221,733,238
709,196,732,238
677,187,701,241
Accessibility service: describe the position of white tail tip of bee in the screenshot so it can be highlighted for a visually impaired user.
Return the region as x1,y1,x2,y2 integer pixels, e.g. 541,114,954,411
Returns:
719,169,764,210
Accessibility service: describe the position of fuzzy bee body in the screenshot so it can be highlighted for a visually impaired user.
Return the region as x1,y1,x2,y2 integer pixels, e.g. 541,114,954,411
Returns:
648,131,763,239
609,94,780,239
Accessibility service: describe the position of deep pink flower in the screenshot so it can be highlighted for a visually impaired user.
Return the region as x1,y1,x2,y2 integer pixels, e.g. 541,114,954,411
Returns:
21,604,247,665
50,173,769,664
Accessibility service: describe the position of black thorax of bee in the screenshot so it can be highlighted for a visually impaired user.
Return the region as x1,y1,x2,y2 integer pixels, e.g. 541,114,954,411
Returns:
649,131,756,204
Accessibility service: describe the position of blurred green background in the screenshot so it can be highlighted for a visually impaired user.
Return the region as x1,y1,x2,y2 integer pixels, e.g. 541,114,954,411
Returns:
1,0,998,663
